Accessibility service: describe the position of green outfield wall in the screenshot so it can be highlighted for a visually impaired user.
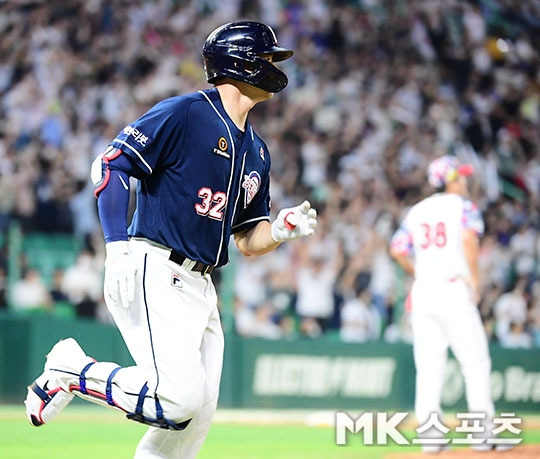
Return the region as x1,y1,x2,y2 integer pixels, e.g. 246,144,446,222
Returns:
1,314,539,413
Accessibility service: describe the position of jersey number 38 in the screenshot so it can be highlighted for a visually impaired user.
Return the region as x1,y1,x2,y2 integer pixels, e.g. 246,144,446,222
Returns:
419,222,447,249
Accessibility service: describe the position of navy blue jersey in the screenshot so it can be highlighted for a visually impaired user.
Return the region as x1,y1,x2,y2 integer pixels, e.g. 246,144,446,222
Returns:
108,88,272,267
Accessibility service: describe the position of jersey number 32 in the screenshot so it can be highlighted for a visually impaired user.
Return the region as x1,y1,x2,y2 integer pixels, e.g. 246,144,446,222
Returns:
195,187,227,221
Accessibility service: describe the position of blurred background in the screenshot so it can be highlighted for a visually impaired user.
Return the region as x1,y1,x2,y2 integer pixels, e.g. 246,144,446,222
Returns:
0,0,539,415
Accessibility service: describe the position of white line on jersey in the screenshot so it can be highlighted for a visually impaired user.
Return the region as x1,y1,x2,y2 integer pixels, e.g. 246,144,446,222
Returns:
199,89,236,266
112,139,153,174
118,175,129,191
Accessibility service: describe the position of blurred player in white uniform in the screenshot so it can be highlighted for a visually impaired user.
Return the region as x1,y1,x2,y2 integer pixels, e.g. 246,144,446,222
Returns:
390,155,496,451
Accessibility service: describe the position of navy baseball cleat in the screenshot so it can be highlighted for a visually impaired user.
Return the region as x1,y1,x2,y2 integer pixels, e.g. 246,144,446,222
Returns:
24,338,87,426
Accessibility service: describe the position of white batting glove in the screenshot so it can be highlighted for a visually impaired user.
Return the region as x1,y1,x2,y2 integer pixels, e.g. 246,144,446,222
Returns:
271,200,317,242
104,241,137,309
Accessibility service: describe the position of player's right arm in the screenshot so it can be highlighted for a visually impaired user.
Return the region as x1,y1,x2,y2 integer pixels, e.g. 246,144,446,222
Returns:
91,150,142,309
91,148,141,242
91,99,179,308
390,249,415,276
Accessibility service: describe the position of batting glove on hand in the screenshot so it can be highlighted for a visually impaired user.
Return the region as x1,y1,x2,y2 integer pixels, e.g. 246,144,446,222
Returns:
271,200,317,243
104,241,137,309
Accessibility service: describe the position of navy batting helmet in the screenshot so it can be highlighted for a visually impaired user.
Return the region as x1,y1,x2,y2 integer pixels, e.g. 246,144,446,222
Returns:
202,21,293,93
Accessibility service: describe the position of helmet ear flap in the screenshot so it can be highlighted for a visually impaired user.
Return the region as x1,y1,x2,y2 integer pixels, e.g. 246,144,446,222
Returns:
247,57,289,92
203,52,289,92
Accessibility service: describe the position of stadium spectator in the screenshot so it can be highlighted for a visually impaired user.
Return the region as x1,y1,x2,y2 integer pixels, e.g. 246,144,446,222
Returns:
11,268,52,313
529,281,540,347
236,301,283,340
60,250,103,318
295,244,342,337
49,268,69,303
339,289,381,343
499,321,533,349
493,276,529,344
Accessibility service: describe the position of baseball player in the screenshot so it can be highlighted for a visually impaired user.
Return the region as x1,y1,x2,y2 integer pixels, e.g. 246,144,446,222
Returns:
25,21,317,458
390,155,497,452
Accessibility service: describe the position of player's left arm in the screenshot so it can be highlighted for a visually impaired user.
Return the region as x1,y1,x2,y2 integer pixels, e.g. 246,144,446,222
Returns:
234,201,317,256
461,199,484,304
234,220,279,256
463,228,480,303
91,150,145,309
232,145,316,255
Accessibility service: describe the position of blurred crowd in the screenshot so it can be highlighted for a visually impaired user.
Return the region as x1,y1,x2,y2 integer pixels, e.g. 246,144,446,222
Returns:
0,0,539,348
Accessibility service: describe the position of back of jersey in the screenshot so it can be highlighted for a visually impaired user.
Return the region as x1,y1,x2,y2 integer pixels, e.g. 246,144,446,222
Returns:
404,193,481,282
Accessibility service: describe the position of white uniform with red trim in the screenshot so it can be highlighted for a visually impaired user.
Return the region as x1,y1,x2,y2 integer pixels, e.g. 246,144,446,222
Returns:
391,192,494,439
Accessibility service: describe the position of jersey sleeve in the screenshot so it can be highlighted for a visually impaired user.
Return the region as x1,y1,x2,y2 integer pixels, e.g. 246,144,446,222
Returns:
231,171,271,234
108,98,183,176
461,199,484,236
390,218,414,255
95,154,141,243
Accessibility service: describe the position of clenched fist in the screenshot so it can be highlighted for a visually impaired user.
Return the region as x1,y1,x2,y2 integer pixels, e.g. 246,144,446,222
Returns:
271,200,317,242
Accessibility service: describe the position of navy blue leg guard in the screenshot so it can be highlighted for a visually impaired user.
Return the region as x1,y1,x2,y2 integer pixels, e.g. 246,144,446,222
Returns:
126,383,192,431
126,412,192,431
72,365,191,430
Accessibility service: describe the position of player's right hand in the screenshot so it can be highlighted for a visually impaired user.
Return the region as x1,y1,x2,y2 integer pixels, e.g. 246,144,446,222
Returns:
104,241,137,309
271,200,317,242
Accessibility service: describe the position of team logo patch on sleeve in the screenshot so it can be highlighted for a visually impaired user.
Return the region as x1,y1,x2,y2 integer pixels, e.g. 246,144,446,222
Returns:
259,147,265,162
213,137,230,159
242,171,261,208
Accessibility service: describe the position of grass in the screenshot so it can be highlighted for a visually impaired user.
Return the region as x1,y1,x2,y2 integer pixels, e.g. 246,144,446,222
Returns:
0,406,539,459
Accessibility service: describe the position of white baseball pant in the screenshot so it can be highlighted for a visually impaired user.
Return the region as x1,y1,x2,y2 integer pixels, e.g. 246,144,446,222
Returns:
53,238,224,458
410,279,494,440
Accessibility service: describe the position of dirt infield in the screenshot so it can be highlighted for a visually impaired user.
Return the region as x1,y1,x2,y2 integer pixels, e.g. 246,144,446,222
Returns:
385,444,540,459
